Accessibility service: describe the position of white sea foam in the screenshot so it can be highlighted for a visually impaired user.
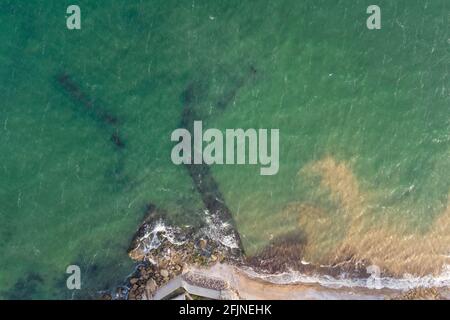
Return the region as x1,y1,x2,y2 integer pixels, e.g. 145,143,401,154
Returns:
137,219,185,253
135,216,450,292
241,264,450,291
136,210,240,253
201,210,240,249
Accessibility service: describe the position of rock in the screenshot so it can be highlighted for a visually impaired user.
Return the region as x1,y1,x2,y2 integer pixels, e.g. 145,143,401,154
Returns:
160,269,169,278
199,239,208,250
116,287,127,299
99,293,112,300
114,215,246,301
129,248,145,261
145,279,157,298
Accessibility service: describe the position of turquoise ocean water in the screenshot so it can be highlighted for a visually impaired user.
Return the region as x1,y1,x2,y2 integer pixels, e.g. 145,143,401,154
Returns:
0,0,449,298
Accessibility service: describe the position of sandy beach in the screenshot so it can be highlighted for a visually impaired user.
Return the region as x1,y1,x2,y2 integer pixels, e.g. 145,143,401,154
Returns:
187,264,391,300
186,264,450,300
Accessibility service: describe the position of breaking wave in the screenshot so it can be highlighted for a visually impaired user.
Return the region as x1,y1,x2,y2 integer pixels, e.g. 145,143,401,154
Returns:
201,210,240,249
135,219,186,253
135,210,240,254
241,264,450,291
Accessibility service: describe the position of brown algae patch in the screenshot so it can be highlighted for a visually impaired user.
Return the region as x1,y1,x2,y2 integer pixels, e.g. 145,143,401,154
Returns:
290,156,450,277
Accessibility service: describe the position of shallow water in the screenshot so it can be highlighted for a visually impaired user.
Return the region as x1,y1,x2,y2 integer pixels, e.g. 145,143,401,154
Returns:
0,0,448,298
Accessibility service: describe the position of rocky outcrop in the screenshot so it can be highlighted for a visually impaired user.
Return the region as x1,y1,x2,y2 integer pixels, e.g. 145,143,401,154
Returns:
117,205,242,300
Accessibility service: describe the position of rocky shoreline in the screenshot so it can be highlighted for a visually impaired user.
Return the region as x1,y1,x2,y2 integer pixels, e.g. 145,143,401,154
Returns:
101,205,449,300
101,204,243,300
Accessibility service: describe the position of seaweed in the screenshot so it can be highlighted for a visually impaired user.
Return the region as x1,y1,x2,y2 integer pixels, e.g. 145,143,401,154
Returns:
56,73,119,125
178,79,248,252
4,272,44,300
55,73,126,150
56,72,131,191
110,130,125,149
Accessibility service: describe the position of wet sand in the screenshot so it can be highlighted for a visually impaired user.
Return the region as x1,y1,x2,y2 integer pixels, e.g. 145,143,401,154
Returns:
187,264,400,300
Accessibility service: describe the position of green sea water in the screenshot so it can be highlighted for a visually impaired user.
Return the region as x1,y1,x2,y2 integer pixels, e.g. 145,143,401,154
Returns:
0,0,449,299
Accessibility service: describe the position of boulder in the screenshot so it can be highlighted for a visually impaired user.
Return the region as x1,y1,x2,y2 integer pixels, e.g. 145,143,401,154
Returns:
160,269,169,278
